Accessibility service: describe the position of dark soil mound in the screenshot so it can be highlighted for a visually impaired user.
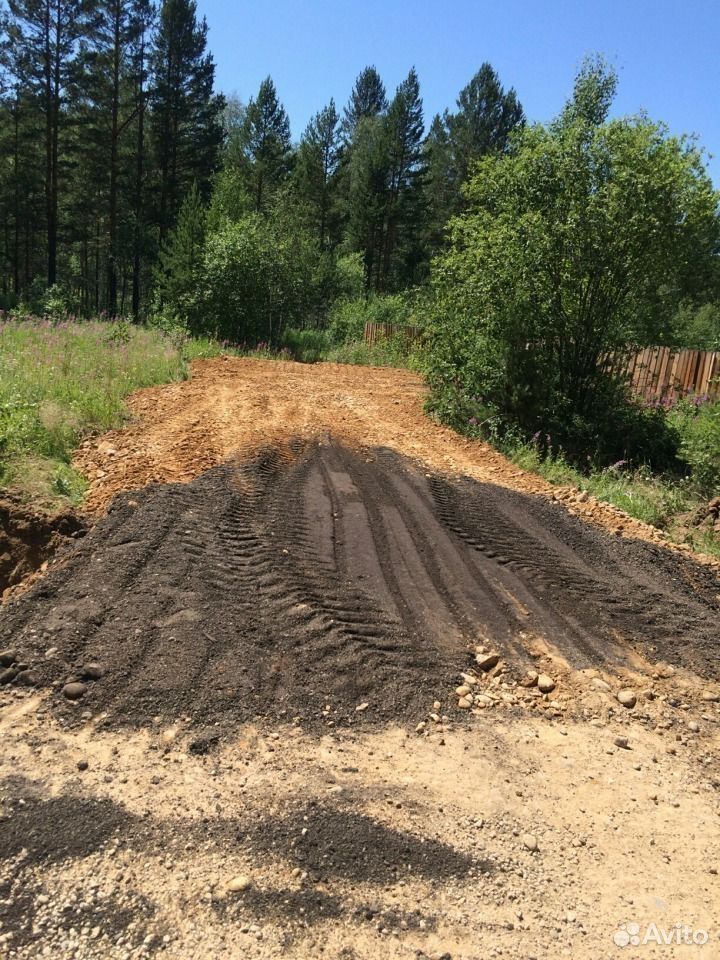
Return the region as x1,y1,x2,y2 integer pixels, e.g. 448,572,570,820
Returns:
0,497,85,596
0,441,717,728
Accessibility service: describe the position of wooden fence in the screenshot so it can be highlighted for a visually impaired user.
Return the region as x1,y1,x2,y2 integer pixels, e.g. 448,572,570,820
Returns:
619,346,720,403
363,321,422,345
363,322,720,403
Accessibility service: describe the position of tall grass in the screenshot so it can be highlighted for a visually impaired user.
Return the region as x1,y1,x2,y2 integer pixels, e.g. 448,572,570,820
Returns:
0,317,223,505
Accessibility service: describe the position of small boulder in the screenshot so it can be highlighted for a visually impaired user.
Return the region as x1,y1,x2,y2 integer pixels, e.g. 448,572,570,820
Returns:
226,875,252,893
522,833,539,852
62,682,88,701
457,696,473,709
81,663,105,681
537,674,556,694
0,650,17,667
0,667,18,685
16,670,40,687
617,689,637,709
475,652,500,672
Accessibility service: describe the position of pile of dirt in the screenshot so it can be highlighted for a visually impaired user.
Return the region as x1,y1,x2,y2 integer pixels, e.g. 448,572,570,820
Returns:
73,356,720,572
1,441,717,729
0,497,85,598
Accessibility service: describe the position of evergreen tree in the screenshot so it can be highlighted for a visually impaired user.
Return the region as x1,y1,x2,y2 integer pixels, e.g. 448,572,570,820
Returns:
448,63,524,184
344,115,391,291
380,67,425,288
239,76,291,212
342,65,387,143
154,180,206,317
150,0,224,240
294,99,341,249
7,0,87,286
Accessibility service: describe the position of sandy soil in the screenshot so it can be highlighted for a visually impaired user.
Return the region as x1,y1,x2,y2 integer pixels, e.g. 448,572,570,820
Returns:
0,357,719,960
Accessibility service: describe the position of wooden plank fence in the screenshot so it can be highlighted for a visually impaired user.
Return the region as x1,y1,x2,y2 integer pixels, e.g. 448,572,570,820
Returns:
363,322,720,403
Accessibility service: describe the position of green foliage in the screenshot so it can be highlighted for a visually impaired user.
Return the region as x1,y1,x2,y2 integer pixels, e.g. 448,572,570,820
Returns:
327,294,416,345
674,302,720,349
187,214,322,344
669,400,720,496
426,59,720,467
239,76,292,212
0,318,223,504
154,183,207,320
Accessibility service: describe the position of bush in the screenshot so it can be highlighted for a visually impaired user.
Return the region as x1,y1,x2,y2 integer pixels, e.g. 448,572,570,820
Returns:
670,399,720,495
327,294,417,345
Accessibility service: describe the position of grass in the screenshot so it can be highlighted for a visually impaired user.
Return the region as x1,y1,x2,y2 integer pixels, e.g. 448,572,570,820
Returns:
0,317,224,507
505,441,720,559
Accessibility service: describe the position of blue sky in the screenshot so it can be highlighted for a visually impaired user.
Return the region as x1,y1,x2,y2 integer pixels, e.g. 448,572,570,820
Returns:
198,0,720,183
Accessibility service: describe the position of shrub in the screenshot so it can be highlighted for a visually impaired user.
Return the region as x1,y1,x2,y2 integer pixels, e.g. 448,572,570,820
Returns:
327,294,416,345
670,399,720,496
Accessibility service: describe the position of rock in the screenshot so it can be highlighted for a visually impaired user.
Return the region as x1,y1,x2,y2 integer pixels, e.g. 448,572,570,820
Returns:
617,689,637,709
77,760,89,771
433,701,442,711
0,667,18,685
688,721,700,733
355,702,369,712
62,682,88,702
475,652,500,672
614,736,630,750
701,690,720,703
0,650,17,667
455,685,471,697
16,670,40,687
460,673,478,686
575,491,589,503
522,833,538,852
590,678,612,694
520,671,538,688
537,674,556,694
81,663,105,681
457,696,473,709
654,664,675,679
227,875,252,893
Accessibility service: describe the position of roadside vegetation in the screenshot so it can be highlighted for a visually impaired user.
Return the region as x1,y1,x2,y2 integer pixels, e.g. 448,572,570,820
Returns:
0,318,223,506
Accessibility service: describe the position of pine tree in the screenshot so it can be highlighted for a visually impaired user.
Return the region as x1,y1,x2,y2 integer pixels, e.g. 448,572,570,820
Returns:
240,76,291,212
150,0,224,240
294,99,341,249
342,65,387,144
7,0,87,287
422,111,455,248
449,63,524,185
345,115,391,292
154,180,205,318
380,67,425,288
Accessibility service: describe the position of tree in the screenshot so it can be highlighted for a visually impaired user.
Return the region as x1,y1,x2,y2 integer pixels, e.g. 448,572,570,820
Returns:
344,115,391,292
448,63,524,184
153,180,205,318
427,61,720,464
380,67,425,288
294,99,341,249
7,0,86,286
342,65,387,143
239,75,291,212
150,0,224,240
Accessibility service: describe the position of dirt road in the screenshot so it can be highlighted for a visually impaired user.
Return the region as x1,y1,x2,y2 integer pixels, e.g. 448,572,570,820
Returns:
1,357,719,960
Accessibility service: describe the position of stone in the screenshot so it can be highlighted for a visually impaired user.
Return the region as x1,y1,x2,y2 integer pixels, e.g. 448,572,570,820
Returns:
0,667,18,685
355,702,369,712
537,674,556,694
522,833,538,852
0,650,17,667
457,696,473,709
688,721,700,733
475,652,500,672
701,690,720,703
590,678,612,693
433,701,442,711
227,876,252,893
77,760,89,772
614,736,630,750
16,670,40,687
81,663,105,681
617,689,637,709
520,671,538,688
455,685,471,697
575,491,589,503
62,682,88,702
